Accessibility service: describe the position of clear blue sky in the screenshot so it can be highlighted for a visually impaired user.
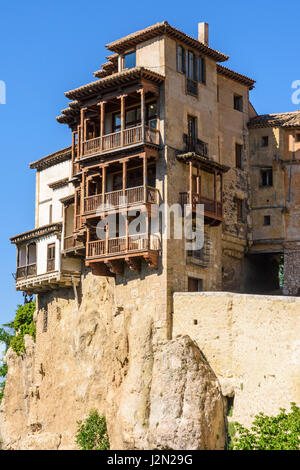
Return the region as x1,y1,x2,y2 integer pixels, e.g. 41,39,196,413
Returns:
0,0,299,326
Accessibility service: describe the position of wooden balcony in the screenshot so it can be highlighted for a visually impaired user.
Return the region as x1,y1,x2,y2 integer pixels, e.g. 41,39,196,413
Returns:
86,234,160,273
180,192,223,225
63,235,85,254
16,263,37,280
83,185,159,215
82,125,160,158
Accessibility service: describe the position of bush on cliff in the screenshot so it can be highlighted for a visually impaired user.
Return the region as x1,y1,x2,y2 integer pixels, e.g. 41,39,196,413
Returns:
10,302,36,355
76,410,110,450
230,403,300,450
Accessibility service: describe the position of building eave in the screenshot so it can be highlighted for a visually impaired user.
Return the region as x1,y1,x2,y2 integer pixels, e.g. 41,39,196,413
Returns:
217,64,255,90
10,223,62,245
106,21,229,62
29,147,72,170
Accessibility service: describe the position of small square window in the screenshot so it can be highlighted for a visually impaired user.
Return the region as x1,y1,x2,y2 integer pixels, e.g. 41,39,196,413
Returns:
264,215,271,226
234,94,243,112
262,136,269,147
188,277,203,292
260,169,273,187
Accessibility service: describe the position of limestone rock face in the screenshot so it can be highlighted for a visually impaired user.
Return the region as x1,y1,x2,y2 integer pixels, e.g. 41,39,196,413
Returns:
147,336,225,450
0,275,225,450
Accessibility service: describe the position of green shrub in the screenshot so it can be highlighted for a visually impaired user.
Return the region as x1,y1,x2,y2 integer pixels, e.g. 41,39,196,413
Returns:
10,302,36,355
76,410,110,450
231,403,300,450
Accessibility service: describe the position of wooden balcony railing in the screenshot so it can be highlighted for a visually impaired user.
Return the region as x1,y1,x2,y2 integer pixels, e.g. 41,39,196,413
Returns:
87,234,160,259
82,125,160,158
64,235,85,251
16,263,37,279
83,186,159,215
84,194,103,214
180,192,223,219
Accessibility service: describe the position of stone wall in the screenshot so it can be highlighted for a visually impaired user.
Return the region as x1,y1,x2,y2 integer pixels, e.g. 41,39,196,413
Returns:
173,291,300,427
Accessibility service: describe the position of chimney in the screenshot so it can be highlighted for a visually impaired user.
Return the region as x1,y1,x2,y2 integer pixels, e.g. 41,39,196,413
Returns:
198,22,209,45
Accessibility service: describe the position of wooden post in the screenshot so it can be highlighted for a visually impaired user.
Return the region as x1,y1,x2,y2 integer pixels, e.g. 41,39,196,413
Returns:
72,131,76,177
105,223,109,255
100,101,106,150
80,108,86,157
143,153,148,202
189,160,193,206
139,89,145,141
119,95,126,146
102,166,107,204
83,118,88,142
126,211,129,251
81,170,86,223
74,190,78,232
122,160,127,201
77,125,81,163
196,165,200,195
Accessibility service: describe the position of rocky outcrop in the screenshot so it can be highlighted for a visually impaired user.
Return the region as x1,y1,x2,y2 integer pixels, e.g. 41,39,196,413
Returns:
0,275,225,450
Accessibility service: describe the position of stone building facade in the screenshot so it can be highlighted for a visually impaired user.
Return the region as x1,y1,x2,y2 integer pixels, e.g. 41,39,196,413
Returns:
3,20,300,450
10,21,300,336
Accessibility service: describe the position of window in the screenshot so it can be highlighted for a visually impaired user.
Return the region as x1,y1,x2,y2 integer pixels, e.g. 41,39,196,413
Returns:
187,115,197,150
177,45,185,74
262,136,269,147
234,94,243,112
49,204,53,224
197,56,206,84
235,144,243,169
296,134,300,142
146,102,158,129
112,113,121,132
187,51,197,81
260,169,273,187
236,198,245,223
186,51,198,96
264,215,271,226
188,277,203,292
47,243,55,272
126,107,141,128
123,51,136,70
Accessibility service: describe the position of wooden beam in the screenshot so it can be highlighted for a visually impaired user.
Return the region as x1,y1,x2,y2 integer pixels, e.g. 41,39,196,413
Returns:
125,257,141,272
104,260,124,275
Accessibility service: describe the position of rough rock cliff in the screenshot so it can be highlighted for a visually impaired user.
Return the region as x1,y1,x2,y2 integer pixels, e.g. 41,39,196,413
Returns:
0,273,225,450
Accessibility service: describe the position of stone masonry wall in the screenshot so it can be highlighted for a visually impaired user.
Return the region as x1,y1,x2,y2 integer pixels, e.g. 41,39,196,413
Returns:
173,292,300,427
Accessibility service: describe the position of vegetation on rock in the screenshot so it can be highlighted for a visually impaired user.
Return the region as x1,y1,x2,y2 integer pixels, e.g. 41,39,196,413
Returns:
230,403,300,450
76,410,110,450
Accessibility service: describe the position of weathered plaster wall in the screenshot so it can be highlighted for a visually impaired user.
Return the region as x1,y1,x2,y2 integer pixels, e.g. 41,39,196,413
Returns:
173,292,300,427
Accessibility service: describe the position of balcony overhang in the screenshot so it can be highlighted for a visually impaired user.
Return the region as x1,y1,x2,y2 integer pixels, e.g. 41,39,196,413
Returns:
10,223,62,245
63,67,164,101
177,152,229,174
15,271,81,294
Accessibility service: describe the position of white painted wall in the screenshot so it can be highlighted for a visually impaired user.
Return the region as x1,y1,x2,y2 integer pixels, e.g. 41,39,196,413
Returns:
37,159,73,227
36,234,61,275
